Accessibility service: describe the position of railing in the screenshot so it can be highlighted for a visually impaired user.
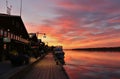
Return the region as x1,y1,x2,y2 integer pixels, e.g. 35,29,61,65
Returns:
0,29,29,43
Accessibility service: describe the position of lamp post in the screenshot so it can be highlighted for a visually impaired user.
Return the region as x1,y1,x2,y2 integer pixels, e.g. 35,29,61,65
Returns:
20,0,22,16
36,32,46,38
36,32,48,45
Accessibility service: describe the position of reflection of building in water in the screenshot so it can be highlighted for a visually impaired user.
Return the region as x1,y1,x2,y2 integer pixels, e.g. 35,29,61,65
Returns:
0,13,29,61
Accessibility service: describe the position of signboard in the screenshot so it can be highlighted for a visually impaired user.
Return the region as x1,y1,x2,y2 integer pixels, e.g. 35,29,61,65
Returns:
3,37,11,43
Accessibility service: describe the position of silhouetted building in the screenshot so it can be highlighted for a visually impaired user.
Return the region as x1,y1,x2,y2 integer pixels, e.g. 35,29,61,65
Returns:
0,13,29,61
29,33,40,58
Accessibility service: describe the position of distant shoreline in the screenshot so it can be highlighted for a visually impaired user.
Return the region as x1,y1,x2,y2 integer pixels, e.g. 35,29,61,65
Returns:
65,47,120,52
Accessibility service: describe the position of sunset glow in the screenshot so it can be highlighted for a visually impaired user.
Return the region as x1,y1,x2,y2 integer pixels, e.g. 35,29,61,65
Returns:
0,0,120,49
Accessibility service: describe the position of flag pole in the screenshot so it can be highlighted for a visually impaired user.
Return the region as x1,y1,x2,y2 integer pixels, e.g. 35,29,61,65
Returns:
20,0,22,16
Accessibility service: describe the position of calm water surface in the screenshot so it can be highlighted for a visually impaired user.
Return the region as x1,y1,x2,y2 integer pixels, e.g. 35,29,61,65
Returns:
63,50,120,79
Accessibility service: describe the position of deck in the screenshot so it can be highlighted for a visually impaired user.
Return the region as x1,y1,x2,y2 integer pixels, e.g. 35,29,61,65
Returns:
22,53,69,79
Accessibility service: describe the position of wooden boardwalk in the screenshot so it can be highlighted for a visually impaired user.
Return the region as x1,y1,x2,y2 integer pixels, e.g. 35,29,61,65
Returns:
22,53,69,79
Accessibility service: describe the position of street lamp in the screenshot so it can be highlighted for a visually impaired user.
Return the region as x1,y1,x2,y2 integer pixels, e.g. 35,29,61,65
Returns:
36,32,46,38
36,32,49,45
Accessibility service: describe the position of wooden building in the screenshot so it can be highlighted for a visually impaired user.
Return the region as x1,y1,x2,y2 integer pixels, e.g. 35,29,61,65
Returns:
29,33,40,58
0,13,29,61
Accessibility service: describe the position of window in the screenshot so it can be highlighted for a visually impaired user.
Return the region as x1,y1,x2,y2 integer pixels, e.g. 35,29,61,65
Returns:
0,29,3,37
11,34,13,39
8,32,11,38
4,31,7,37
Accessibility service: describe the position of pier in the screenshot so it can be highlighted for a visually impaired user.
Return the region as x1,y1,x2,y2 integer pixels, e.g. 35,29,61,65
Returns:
0,13,68,79
7,52,67,79
20,52,68,79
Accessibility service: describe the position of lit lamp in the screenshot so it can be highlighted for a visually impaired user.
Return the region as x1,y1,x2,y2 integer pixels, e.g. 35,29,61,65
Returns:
7,29,10,38
36,32,47,45
7,29,10,32
43,33,46,38
3,29,11,43
29,34,32,38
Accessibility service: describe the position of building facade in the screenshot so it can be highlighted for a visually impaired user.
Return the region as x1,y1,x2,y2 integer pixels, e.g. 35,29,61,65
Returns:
0,14,29,61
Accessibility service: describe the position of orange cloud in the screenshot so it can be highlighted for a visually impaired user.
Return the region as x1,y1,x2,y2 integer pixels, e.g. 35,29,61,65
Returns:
23,0,120,49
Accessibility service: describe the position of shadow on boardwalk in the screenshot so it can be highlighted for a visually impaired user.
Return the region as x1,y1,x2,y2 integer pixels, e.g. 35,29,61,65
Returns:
22,52,69,79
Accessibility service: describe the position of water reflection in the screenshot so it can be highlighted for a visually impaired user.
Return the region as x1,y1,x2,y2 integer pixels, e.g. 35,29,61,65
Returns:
64,50,120,79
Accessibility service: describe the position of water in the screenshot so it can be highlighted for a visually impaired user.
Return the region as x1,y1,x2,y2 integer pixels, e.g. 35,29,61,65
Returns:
63,50,120,79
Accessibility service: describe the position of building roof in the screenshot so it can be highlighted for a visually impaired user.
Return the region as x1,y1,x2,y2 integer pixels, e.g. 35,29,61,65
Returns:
29,33,38,42
0,13,29,39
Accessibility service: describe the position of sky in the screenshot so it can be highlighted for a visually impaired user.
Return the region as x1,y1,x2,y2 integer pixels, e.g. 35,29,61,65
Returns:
0,0,120,49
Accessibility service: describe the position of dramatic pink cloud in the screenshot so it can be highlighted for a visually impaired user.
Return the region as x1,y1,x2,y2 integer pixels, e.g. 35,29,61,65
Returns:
1,0,120,49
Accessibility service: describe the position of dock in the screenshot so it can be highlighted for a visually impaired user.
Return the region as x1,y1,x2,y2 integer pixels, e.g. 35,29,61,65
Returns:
21,52,69,79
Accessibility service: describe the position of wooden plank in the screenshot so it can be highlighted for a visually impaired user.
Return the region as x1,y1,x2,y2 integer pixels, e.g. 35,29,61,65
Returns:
23,53,68,79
